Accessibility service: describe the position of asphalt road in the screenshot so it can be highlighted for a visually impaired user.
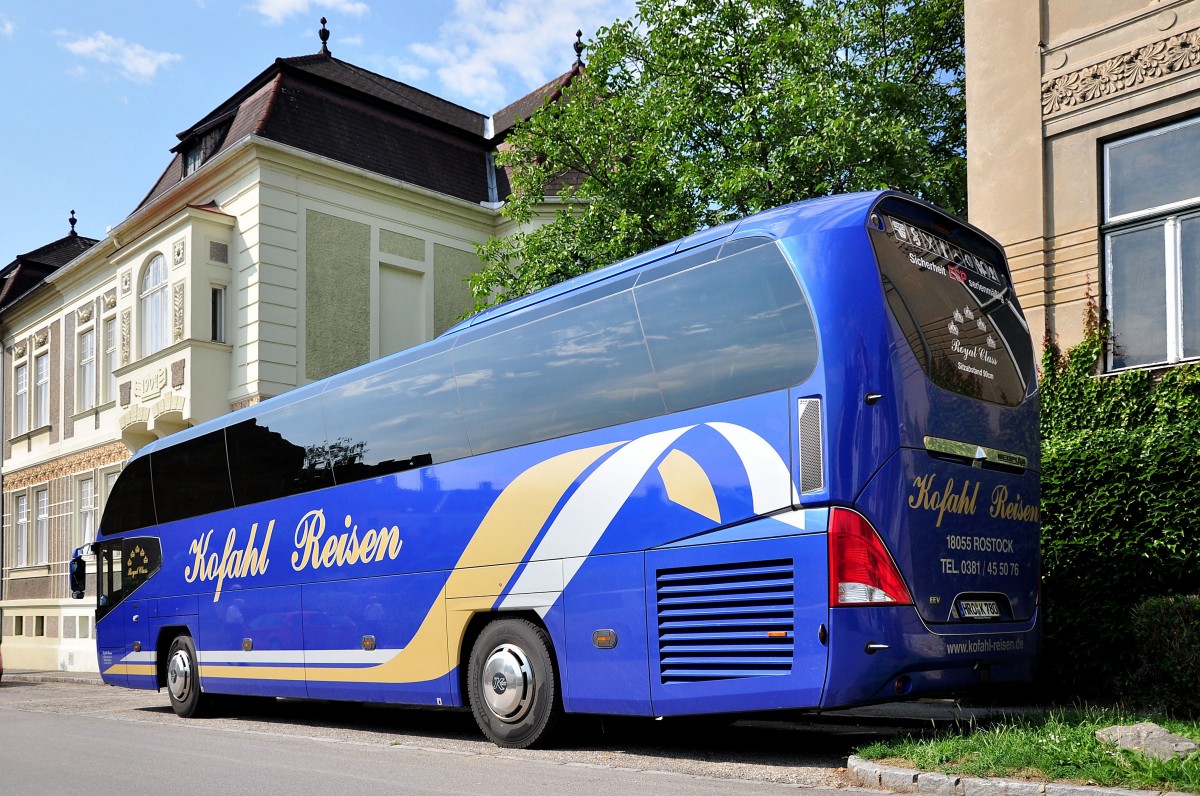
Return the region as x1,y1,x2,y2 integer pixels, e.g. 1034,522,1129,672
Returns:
0,679,906,795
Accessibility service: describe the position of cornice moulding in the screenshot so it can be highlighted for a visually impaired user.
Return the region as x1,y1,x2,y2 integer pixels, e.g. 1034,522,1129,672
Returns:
1042,25,1200,116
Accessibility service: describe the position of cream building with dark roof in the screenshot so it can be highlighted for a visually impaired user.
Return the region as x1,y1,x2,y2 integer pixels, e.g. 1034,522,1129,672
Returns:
0,26,580,672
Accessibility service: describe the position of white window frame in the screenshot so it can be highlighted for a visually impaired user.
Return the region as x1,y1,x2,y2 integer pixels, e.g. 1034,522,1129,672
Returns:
211,284,227,344
140,254,169,357
77,475,97,549
34,488,48,565
103,315,118,402
33,351,49,428
1104,116,1200,370
79,326,96,411
14,493,28,567
14,361,28,436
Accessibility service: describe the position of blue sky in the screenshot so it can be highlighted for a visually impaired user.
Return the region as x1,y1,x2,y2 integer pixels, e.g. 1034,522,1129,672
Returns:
0,0,635,257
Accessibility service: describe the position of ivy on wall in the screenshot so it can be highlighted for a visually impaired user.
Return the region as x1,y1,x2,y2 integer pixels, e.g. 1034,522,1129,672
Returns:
1039,298,1200,696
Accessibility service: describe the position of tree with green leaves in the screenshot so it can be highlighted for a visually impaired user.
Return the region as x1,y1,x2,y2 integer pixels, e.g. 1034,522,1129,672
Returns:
472,0,965,310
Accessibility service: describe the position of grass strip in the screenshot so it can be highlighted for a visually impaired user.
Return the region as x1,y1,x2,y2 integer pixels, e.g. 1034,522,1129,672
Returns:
856,707,1200,793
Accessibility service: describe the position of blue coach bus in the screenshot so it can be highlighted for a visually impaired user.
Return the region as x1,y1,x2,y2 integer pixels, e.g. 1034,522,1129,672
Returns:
72,191,1039,748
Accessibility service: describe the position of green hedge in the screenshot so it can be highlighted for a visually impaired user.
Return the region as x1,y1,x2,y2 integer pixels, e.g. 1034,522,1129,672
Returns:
1039,305,1200,698
1124,595,1200,717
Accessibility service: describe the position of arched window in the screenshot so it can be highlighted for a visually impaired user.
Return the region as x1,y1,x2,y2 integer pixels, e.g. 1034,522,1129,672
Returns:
140,254,169,356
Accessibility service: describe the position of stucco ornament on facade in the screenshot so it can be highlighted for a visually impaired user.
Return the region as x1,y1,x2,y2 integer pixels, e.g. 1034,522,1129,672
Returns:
173,282,186,342
1043,27,1200,115
3,441,129,491
134,369,169,401
77,303,93,324
120,309,131,366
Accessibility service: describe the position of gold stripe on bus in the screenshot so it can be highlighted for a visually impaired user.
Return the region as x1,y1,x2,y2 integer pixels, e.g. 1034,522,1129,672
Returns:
656,449,720,523
103,664,157,676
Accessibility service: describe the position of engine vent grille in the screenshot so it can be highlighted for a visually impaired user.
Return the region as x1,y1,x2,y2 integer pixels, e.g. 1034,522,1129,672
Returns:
798,398,824,493
655,559,795,684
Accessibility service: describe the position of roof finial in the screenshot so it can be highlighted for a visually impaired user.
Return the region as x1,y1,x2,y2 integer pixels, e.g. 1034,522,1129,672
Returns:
319,17,331,56
68,210,78,237
573,30,584,66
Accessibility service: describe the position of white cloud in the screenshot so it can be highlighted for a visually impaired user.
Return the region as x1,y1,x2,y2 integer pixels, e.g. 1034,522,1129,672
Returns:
387,58,429,84
254,0,370,25
403,0,635,110
60,32,183,82
0,14,14,38
340,34,364,46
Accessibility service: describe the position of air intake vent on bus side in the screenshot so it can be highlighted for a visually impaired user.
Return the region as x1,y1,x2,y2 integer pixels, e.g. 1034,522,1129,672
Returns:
797,398,824,493
655,559,795,684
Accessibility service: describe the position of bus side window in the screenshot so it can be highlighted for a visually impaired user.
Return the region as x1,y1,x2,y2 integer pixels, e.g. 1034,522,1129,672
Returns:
452,290,663,456
323,350,471,483
98,456,156,536
636,243,818,412
226,397,335,506
151,431,234,524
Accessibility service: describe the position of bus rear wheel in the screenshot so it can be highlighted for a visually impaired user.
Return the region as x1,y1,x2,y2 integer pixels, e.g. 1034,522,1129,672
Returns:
467,618,561,749
166,635,213,718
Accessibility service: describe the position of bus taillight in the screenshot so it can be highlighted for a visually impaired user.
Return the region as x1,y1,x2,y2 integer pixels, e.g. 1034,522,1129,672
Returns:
828,507,913,607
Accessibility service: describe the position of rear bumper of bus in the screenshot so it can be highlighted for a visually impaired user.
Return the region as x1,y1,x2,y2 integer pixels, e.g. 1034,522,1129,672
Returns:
821,605,1039,708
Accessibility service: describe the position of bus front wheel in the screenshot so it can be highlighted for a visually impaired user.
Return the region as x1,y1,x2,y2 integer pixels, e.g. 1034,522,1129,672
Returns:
166,635,213,718
467,618,561,748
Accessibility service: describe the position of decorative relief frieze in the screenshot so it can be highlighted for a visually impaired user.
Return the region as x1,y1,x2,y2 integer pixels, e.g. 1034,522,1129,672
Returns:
14,342,26,359
120,309,131,366
1043,27,1200,116
2,441,129,490
172,281,186,342
133,369,168,401
229,395,263,412
120,270,131,296
34,330,48,348
77,303,93,324
103,290,117,310
173,239,186,267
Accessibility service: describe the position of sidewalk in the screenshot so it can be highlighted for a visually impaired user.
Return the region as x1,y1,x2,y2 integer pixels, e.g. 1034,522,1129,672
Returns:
3,668,105,686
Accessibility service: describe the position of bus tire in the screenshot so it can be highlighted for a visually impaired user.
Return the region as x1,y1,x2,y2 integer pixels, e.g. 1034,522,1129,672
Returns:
166,635,212,718
467,618,561,749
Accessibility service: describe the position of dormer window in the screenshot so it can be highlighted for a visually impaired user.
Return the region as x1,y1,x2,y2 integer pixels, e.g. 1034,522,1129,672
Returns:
184,145,204,176
175,113,233,180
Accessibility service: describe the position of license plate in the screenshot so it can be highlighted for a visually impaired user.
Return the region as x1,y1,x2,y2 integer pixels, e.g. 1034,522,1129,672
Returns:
958,599,1000,619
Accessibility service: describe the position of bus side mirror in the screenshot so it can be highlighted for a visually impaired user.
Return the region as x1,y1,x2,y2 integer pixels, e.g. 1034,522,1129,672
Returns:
69,555,86,599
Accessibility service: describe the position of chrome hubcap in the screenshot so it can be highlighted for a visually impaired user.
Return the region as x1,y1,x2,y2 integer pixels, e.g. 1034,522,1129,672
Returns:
167,648,194,702
480,643,533,723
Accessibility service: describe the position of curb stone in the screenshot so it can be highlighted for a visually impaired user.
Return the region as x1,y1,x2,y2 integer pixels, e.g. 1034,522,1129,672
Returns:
847,756,1190,796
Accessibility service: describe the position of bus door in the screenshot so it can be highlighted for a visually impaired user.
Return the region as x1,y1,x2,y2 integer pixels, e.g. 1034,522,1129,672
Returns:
95,537,159,688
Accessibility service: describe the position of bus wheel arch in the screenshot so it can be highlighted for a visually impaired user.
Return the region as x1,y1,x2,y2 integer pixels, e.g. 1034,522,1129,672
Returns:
155,626,191,689
465,614,562,749
164,633,214,718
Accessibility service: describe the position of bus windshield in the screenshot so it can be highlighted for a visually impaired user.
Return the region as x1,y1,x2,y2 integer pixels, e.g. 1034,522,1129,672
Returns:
870,207,1034,406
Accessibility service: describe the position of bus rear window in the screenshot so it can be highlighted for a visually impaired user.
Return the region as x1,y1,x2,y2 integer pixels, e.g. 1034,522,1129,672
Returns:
869,210,1033,407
